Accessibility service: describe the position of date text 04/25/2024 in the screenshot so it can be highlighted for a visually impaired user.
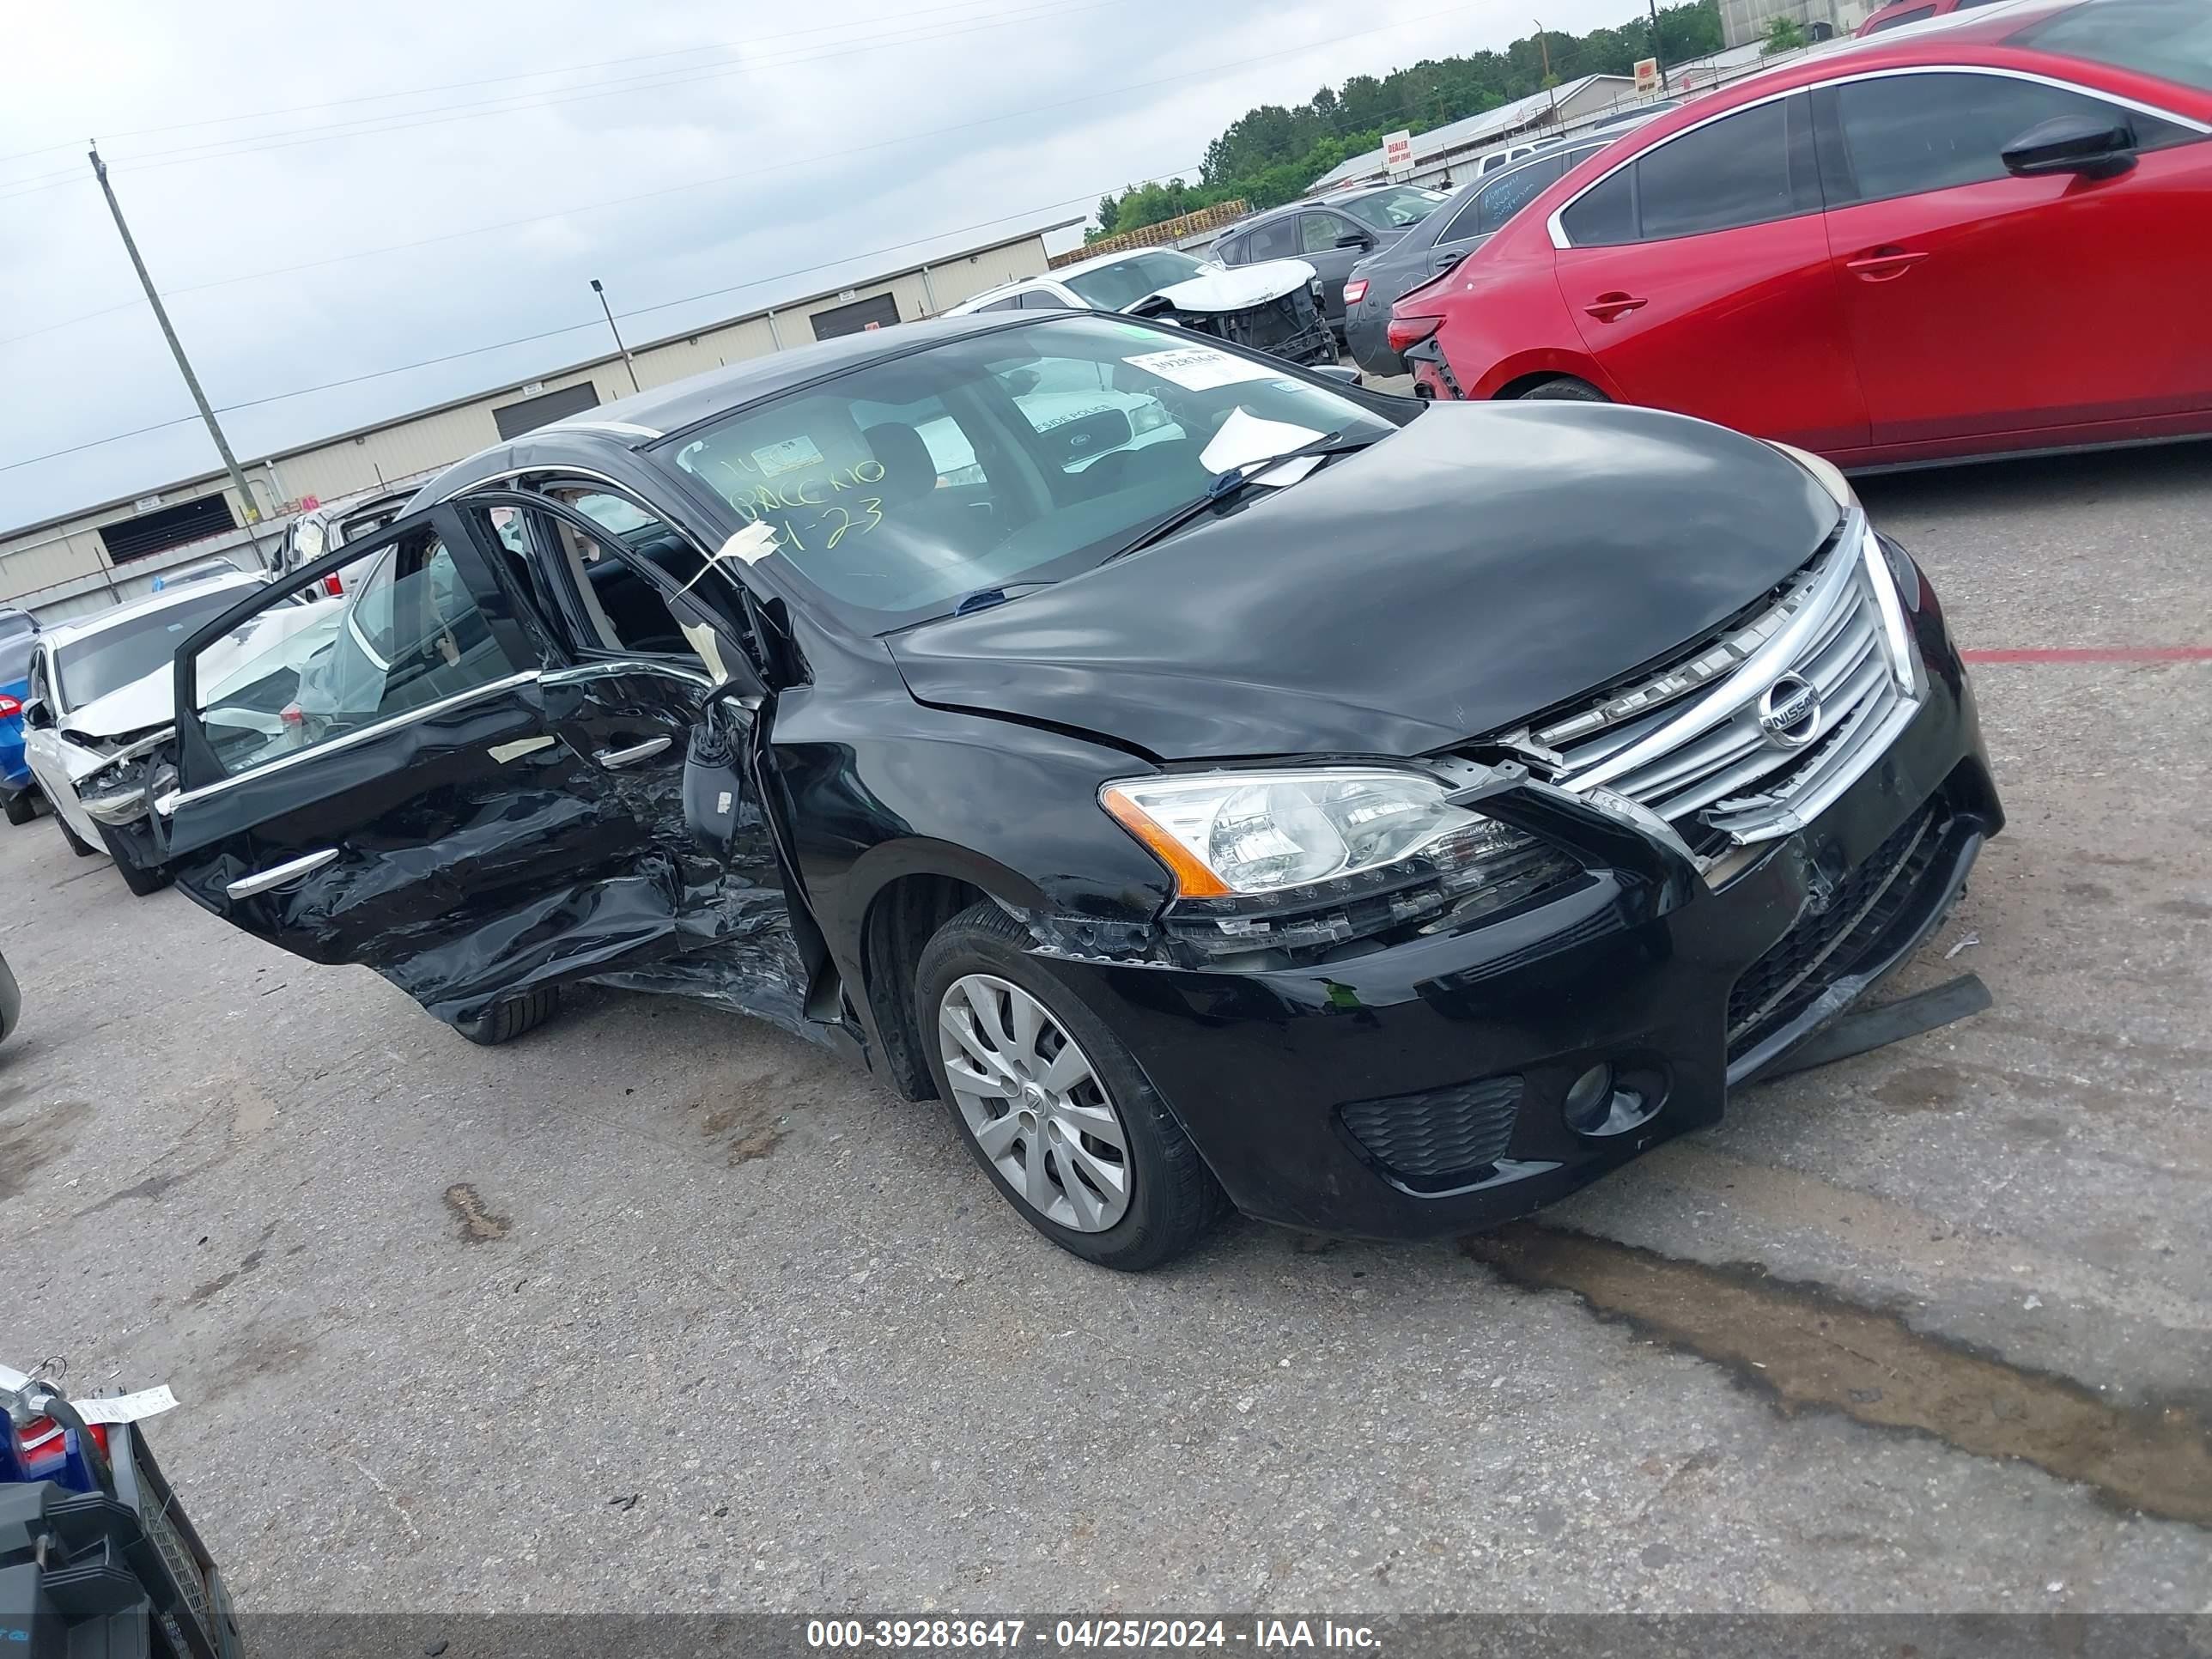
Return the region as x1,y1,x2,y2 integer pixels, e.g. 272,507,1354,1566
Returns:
805,1621,1382,1651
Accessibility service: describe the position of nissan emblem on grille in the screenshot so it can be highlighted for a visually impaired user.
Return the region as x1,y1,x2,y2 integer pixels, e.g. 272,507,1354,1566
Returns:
1757,673,1822,749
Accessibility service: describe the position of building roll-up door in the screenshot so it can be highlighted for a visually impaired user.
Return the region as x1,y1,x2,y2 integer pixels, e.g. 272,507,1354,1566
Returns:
492,382,602,440
99,495,237,565
809,293,901,341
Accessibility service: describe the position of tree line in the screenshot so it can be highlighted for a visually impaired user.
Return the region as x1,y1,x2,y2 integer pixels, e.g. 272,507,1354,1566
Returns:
1091,1,1723,240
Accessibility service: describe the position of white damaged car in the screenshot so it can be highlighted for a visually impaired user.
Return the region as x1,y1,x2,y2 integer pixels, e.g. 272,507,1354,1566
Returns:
18,572,341,895
947,246,1340,369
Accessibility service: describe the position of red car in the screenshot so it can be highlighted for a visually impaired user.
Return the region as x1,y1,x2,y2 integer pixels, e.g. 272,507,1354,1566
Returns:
1390,0,2212,469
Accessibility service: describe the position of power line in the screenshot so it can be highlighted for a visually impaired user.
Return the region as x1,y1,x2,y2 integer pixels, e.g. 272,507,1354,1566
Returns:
0,0,1051,167
0,0,1143,199
2,64,1556,354
0,298,145,350
3,0,1492,349
1,0,1504,204
0,164,1202,476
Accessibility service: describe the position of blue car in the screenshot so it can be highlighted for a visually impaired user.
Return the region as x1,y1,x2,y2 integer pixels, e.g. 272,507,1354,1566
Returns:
1,609,38,825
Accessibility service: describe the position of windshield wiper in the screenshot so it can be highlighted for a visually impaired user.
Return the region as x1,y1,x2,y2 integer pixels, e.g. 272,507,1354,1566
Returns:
1104,431,1378,562
946,581,1054,618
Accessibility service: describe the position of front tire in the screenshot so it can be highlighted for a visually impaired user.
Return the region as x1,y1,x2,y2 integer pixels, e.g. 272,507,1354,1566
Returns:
52,799,98,858
452,986,562,1046
97,823,172,897
916,902,1226,1271
3,791,34,826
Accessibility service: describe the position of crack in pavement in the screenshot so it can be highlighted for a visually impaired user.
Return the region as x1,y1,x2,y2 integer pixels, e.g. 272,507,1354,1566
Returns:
1464,1223,2212,1528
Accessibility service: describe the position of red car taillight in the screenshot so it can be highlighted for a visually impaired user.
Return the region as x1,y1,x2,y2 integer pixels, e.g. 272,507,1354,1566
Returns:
1386,314,1443,353
321,572,343,596
1341,277,1369,307
0,695,19,720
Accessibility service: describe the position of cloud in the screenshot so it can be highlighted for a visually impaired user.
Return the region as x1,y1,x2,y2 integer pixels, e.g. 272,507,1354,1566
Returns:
0,0,1637,528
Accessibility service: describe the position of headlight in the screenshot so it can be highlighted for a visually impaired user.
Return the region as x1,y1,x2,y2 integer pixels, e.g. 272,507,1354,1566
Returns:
1859,521,1921,700
1771,442,1920,692
1101,767,1575,959
80,763,155,824
78,740,167,825
1869,521,1921,606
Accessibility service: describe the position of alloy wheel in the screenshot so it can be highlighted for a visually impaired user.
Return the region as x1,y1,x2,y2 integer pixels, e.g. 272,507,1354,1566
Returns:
937,974,1132,1232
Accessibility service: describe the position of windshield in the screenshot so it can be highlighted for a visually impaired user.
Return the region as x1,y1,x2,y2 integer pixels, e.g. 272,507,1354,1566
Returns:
663,313,1401,630
0,631,32,686
2014,0,2212,92
1061,250,1210,311
54,589,245,709
1341,186,1447,230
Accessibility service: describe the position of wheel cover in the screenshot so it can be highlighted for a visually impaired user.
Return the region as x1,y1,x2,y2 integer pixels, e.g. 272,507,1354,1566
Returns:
937,974,1132,1232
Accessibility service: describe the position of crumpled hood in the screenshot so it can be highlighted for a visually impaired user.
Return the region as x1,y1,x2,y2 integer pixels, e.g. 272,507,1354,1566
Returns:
60,593,345,744
59,672,173,743
888,402,1840,762
1134,258,1316,314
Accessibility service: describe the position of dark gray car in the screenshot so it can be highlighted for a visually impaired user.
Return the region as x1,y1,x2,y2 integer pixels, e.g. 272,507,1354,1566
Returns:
1341,139,1617,377
1212,183,1445,338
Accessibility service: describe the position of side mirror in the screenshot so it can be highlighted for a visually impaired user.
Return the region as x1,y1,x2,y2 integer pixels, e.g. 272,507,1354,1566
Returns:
2002,114,2136,179
1334,232,1375,251
21,697,53,731
1310,364,1363,386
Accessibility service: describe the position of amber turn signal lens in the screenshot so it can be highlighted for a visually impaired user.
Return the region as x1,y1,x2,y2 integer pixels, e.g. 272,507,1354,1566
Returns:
1099,787,1234,898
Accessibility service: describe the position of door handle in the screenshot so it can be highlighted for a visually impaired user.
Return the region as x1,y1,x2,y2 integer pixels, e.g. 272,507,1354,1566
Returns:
1583,292,1648,322
594,736,672,769
226,848,338,899
1845,246,1929,280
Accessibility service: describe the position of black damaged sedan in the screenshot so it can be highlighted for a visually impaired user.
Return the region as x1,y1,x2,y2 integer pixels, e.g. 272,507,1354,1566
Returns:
149,312,2000,1268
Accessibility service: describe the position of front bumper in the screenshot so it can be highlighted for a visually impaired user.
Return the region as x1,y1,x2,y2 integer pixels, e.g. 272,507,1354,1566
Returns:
1063,580,2001,1240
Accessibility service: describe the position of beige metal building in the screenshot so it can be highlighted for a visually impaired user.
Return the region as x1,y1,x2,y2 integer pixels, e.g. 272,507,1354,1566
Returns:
1717,0,1869,48
2,223,1071,622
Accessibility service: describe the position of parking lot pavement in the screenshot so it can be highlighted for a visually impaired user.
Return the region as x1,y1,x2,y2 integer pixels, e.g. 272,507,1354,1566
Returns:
3,443,2208,1615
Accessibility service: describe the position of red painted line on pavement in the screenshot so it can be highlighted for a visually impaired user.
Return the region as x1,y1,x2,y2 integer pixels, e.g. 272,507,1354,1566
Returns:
1961,646,2212,665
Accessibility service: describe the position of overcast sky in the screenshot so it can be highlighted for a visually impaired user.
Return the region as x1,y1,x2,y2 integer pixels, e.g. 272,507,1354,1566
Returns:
1,0,1637,529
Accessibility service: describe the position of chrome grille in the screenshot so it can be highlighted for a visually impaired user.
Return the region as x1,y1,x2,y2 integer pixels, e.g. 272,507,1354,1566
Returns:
1525,513,1921,846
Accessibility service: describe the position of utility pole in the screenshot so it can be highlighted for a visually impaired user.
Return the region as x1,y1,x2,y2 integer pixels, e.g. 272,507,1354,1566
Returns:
1647,0,1672,90
88,145,260,524
591,278,641,393
1534,20,1557,118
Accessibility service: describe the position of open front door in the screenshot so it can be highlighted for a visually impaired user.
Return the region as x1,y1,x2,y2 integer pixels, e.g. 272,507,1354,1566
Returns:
156,499,789,1031
468,489,814,1034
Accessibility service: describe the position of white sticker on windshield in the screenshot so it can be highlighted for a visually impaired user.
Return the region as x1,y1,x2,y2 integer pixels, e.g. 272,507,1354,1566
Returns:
751,435,825,477
1123,346,1279,392
1200,407,1326,483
